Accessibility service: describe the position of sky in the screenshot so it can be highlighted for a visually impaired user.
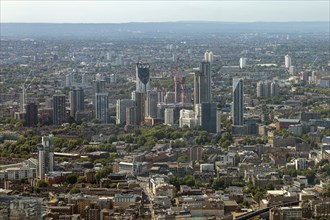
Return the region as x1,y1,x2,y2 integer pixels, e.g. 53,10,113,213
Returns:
1,0,329,23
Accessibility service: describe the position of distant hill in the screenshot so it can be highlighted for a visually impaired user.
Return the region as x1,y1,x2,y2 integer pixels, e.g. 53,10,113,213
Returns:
1,22,328,39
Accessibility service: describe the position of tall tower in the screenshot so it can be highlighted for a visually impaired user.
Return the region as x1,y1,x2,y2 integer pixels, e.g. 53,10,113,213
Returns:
132,91,145,126
95,93,108,124
232,78,244,126
204,51,214,62
193,61,211,106
94,80,106,93
25,102,38,127
136,63,150,93
146,90,158,118
239,58,247,69
53,94,66,125
285,55,291,69
69,88,84,119
38,134,54,180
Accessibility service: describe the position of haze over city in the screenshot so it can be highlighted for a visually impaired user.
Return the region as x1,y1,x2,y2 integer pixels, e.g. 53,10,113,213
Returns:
0,1,330,220
1,0,329,23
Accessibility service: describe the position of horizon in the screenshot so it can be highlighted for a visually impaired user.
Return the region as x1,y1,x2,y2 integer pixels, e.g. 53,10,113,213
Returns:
1,21,329,24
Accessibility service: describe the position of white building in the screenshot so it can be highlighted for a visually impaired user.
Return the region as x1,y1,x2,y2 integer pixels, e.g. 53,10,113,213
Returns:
38,135,54,180
204,51,214,62
164,108,174,125
179,109,196,129
239,57,247,69
285,54,291,68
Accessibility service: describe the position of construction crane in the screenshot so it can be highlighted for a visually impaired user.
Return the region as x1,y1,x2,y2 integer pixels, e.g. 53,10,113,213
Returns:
306,56,318,71
21,70,36,112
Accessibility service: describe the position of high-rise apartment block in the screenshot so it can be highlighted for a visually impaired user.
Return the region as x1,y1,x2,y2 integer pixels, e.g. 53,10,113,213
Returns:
232,78,244,126
239,58,247,69
69,87,84,119
53,94,66,125
146,90,158,118
285,54,291,68
132,91,145,126
136,62,150,93
194,61,211,105
257,81,278,98
38,134,54,180
204,51,214,62
95,93,108,124
24,102,38,127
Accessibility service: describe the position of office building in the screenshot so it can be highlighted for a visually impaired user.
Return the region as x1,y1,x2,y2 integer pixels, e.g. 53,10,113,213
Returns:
38,134,54,180
24,102,38,127
285,54,291,68
239,57,247,69
232,78,244,126
146,90,158,118
136,62,150,93
95,93,108,124
69,87,84,118
116,99,135,124
53,94,66,125
216,109,221,134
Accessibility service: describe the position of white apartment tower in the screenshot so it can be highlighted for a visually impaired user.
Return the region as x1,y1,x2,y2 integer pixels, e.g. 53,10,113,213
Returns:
285,54,291,68
38,134,54,180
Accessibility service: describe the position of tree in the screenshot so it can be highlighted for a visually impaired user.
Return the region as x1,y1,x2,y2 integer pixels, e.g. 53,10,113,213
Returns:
107,135,117,144
95,166,112,182
177,155,188,163
183,175,195,187
77,176,86,183
69,188,81,194
302,169,316,184
36,180,48,188
65,174,78,184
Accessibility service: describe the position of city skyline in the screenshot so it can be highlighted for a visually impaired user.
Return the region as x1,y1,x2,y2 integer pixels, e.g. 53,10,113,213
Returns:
1,1,329,23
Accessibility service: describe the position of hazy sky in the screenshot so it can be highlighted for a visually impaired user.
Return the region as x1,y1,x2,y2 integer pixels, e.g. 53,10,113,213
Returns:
1,1,329,23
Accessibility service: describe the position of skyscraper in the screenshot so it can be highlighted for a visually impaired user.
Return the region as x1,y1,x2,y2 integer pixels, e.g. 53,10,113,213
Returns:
199,103,217,133
132,91,145,126
204,51,214,62
285,54,291,68
232,78,244,126
24,102,38,127
69,88,84,119
94,79,106,93
95,93,108,124
194,61,211,105
239,58,247,69
146,90,158,118
38,134,54,180
53,94,66,125
136,62,150,93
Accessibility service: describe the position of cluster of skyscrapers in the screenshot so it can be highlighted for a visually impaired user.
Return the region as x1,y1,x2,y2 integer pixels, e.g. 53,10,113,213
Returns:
116,52,221,133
